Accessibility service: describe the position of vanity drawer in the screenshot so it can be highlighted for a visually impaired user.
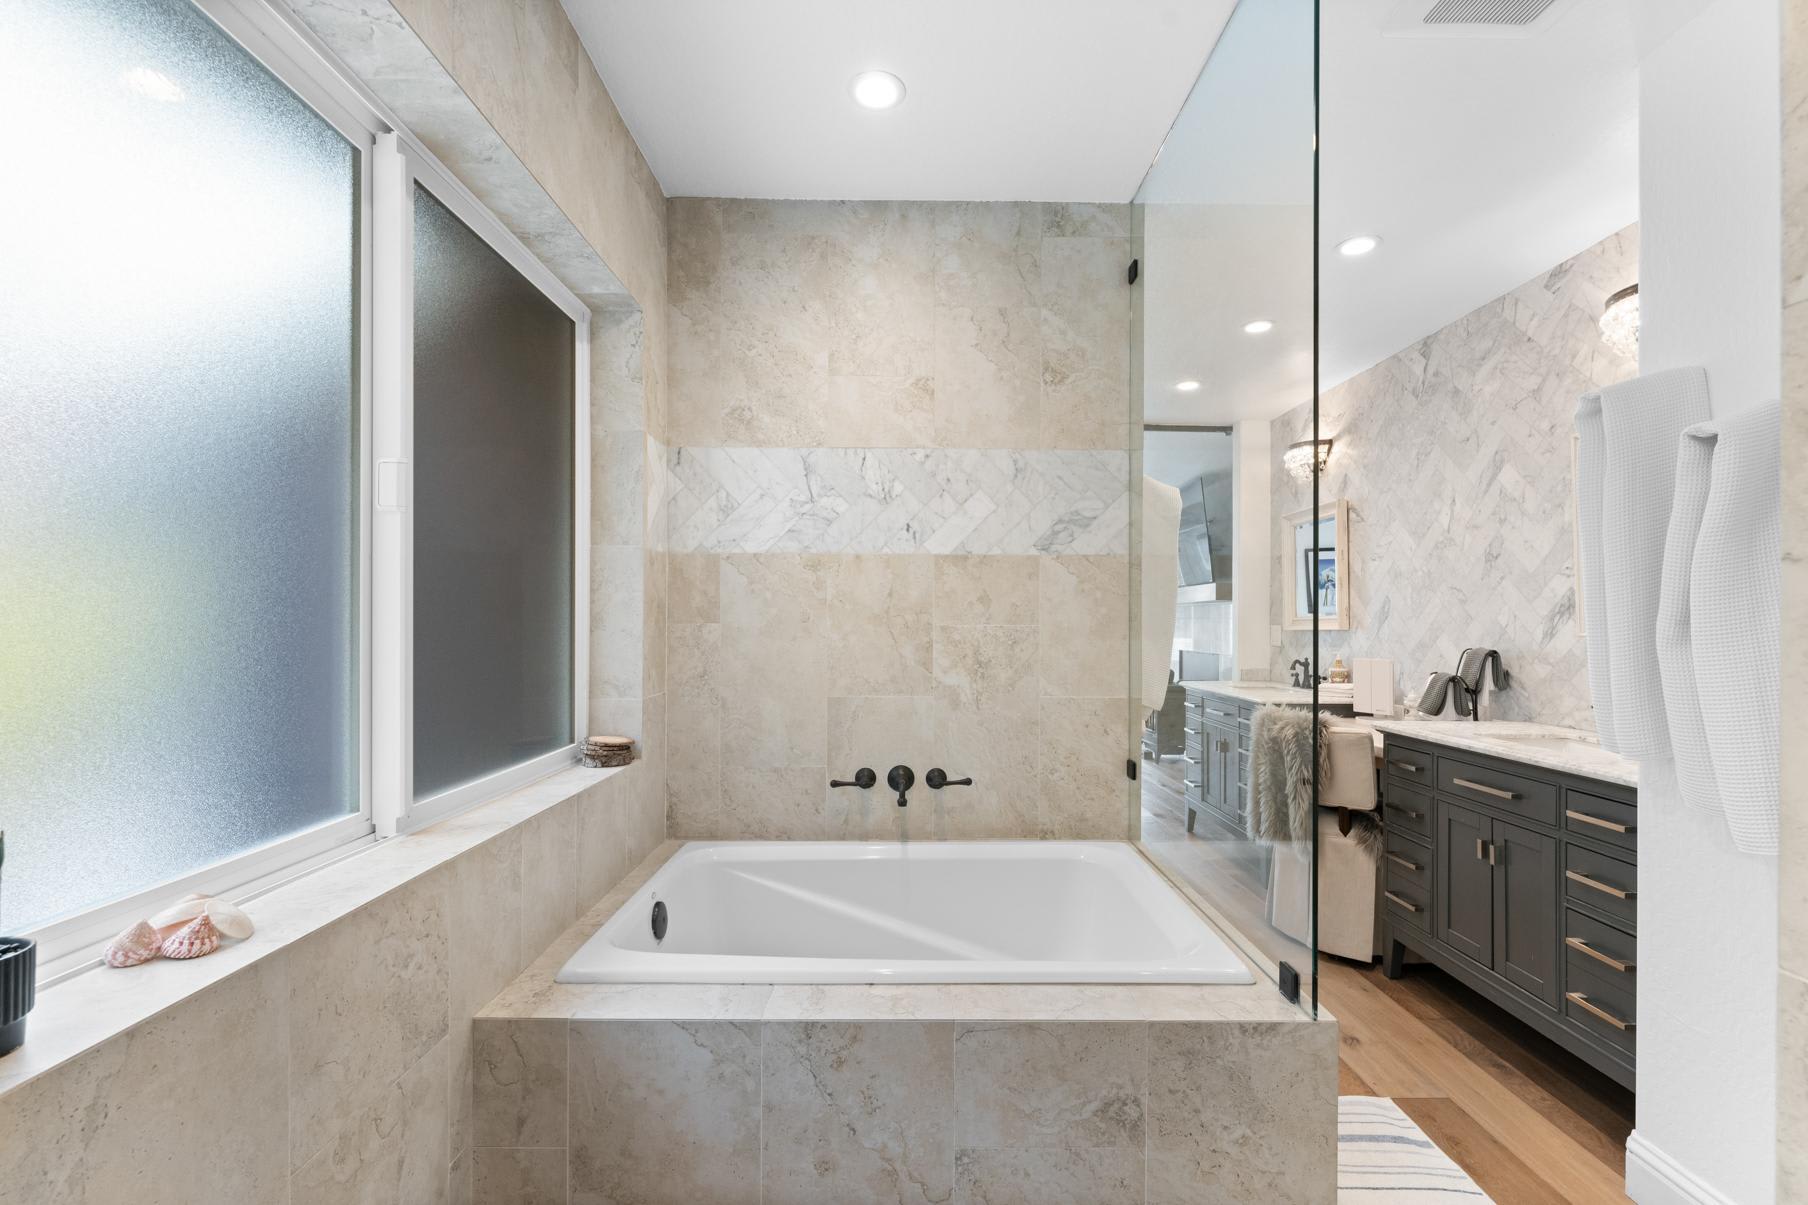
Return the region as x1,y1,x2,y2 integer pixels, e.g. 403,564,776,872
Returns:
1383,781,1434,843
1563,789,1637,854
1564,960,1636,1057
1564,845,1637,929
1383,743,1434,785
1564,909,1636,993
1383,831,1433,891
1437,755,1558,827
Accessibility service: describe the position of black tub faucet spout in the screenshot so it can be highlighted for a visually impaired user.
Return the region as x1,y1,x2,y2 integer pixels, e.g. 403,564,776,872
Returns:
887,765,915,807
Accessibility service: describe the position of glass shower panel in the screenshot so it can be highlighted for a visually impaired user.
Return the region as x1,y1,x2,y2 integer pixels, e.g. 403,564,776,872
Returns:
0,0,360,932
1129,0,1322,1014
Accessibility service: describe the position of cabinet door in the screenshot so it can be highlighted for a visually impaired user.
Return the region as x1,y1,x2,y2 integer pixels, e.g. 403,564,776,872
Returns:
1437,800,1493,967
1492,818,1560,1007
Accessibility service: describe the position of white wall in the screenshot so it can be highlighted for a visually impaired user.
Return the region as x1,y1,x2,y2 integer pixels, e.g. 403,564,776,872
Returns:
1631,0,1782,1201
1231,419,1272,680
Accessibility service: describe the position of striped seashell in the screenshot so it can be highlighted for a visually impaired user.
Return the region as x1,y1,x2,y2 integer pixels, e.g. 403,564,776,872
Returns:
105,920,162,968
159,913,220,960
150,892,254,941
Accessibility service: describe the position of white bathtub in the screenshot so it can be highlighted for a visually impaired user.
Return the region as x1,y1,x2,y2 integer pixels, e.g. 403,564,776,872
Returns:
555,841,1255,985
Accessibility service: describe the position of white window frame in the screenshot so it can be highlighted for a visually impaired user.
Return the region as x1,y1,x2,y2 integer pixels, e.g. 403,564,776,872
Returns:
24,0,590,981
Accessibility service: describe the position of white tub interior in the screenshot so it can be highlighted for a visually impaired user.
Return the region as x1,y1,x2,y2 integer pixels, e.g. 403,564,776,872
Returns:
556,841,1256,985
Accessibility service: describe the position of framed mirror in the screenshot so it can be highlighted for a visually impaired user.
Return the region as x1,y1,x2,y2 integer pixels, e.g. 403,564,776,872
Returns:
1283,500,1349,631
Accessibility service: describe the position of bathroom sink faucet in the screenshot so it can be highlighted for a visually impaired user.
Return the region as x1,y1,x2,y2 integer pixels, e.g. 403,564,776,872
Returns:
887,765,915,807
1288,658,1314,689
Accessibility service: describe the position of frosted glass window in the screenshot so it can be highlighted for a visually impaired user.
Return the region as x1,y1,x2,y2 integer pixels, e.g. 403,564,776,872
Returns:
0,0,360,931
412,187,575,799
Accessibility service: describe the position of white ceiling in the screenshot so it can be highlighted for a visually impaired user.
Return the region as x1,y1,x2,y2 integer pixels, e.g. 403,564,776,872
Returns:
558,0,1236,200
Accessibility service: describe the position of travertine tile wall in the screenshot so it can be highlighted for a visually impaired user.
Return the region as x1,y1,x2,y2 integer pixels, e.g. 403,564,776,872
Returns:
471,1015,1338,1205
1780,0,1807,1193
663,199,1136,841
1270,227,1639,728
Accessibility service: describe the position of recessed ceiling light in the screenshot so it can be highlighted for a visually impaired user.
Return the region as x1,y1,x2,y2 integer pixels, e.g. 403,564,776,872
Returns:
1175,380,1201,392
1337,234,1381,257
850,70,906,110
1243,319,1274,335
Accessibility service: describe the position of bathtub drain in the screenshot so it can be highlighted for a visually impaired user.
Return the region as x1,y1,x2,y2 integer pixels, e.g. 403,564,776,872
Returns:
650,899,668,942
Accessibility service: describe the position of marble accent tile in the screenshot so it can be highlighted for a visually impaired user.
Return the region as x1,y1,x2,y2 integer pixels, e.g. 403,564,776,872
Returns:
719,554,830,769
473,1148,567,1205
666,447,1131,557
953,1022,1147,1149
1039,556,1131,697
1039,236,1130,451
0,959,288,1205
828,555,934,696
292,1037,452,1205
954,1147,1143,1205
1145,1021,1338,1205
473,1019,568,1149
1037,698,1131,839
761,1022,956,1205
520,796,580,963
591,305,646,434
826,695,936,837
933,555,1039,625
568,1021,762,1205
289,871,450,1171
668,552,720,622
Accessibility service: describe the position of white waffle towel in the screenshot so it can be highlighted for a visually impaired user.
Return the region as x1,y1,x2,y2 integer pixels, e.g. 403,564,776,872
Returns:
1656,401,1781,853
1141,477,1182,715
1576,368,1711,755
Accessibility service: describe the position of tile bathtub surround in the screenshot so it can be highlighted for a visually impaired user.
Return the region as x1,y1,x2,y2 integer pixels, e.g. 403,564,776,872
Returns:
1271,226,1639,730
0,764,666,1205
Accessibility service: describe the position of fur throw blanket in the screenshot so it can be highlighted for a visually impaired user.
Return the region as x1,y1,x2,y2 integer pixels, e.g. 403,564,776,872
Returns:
1248,704,1383,856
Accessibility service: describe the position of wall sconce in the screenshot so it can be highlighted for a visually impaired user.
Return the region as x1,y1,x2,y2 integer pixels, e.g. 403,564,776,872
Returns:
1283,438,1333,483
1600,283,1639,359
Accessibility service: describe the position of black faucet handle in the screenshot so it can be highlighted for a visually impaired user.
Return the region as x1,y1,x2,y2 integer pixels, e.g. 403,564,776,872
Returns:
886,765,915,806
830,767,877,789
925,768,972,789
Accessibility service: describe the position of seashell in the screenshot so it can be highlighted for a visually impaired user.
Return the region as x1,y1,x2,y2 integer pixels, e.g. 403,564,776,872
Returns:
159,913,220,960
105,920,162,968
150,892,254,941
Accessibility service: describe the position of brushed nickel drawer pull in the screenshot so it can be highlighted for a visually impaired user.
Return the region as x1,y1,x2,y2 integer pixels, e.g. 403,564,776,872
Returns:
1205,707,1230,717
1566,809,1634,834
1387,803,1425,821
1387,759,1423,774
1566,869,1635,900
1453,776,1519,801
1567,991,1634,1031
1565,936,1635,973
1384,891,1421,913
1386,852,1421,872
1181,755,1200,766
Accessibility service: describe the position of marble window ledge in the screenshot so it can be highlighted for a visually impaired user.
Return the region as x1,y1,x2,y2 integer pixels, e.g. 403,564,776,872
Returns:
483,841,1321,1026
0,764,629,1102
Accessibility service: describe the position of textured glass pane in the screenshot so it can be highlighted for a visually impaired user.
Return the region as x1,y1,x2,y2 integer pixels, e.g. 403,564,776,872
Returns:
412,187,574,799
0,0,360,931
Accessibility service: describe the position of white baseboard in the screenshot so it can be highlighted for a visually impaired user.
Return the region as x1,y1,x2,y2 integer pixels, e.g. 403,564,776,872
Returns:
1625,1131,1744,1205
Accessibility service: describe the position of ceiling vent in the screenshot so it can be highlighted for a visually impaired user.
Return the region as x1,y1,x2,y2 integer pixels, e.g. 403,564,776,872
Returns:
1382,0,1582,37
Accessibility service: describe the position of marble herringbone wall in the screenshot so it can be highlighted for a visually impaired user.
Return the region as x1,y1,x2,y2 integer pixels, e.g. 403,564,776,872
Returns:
665,199,1135,840
1272,226,1639,729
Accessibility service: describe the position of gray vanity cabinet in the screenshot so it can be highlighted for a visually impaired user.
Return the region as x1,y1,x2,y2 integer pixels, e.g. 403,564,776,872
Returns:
1183,689,1252,835
1383,734,1635,1088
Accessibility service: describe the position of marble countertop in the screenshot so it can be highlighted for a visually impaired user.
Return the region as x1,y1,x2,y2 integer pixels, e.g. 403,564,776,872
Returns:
1368,719,1637,787
1176,681,1320,707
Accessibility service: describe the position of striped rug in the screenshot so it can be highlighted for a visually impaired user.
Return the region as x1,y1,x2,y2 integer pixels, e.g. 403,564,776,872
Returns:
1339,1096,1493,1201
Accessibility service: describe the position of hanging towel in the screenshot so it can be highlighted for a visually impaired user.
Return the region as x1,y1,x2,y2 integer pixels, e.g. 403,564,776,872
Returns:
1141,477,1182,716
1576,367,1712,755
1656,401,1781,854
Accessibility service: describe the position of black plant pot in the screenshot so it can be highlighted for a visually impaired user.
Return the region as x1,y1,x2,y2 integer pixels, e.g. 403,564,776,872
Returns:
0,937,36,1057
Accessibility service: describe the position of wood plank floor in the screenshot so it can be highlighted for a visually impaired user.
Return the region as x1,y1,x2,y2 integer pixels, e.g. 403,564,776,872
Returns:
1138,755,1636,1204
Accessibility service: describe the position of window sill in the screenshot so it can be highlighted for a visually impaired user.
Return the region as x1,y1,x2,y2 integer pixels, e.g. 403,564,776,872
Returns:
0,763,628,1101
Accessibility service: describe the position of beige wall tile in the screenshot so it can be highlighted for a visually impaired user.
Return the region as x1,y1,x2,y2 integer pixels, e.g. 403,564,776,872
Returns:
933,304,1044,448
933,555,1038,625
829,555,934,696
1037,698,1130,839
474,1148,567,1205
929,705,1039,838
668,553,721,623
448,829,526,1160
953,1022,1147,1149
934,201,1041,310
474,1019,568,1149
954,1148,1143,1205
1145,1021,1337,1205
827,374,936,448
591,306,646,435
1041,203,1132,239
577,774,631,909
569,1020,761,1205
450,1148,473,1205
935,624,1038,713
665,688,723,836
1039,557,1130,698
1038,236,1130,451
590,545,644,701
826,695,936,837
0,959,289,1205
592,429,644,547
521,796,580,962
290,872,450,1171
292,1037,452,1205
642,548,668,697
1782,970,1808,1199
720,555,830,769
761,1022,955,1205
